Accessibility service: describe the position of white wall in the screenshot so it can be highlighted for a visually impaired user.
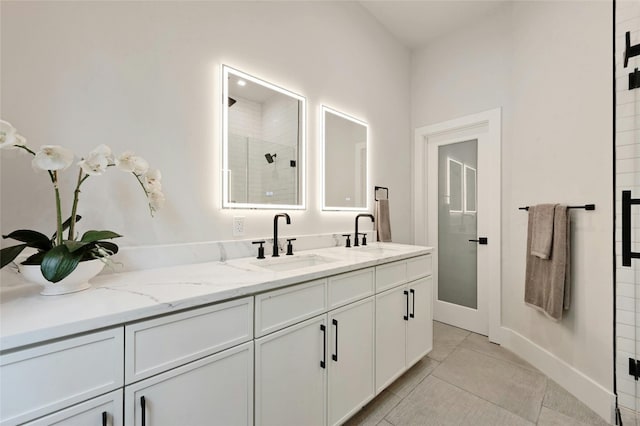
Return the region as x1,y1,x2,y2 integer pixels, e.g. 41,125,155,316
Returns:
411,0,613,415
0,1,411,247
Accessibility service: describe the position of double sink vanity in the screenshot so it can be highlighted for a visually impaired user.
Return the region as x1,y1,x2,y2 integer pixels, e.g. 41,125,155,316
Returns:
1,64,431,426
0,240,433,426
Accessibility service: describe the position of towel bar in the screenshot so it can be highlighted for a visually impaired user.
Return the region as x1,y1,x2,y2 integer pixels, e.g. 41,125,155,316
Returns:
518,204,595,211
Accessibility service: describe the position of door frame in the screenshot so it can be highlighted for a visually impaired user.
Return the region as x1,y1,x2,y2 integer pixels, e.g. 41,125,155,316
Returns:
413,108,501,343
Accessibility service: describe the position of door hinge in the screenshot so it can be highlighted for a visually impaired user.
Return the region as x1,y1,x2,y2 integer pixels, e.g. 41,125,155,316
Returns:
629,357,639,380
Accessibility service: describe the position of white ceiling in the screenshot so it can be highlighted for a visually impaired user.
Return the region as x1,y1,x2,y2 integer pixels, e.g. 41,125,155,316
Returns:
359,1,508,50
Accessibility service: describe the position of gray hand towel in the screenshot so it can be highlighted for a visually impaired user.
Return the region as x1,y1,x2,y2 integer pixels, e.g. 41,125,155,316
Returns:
524,205,570,321
375,199,392,242
530,204,557,259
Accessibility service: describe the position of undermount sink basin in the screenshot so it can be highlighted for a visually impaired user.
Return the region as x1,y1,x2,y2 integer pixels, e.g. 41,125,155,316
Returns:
350,245,402,255
253,254,338,272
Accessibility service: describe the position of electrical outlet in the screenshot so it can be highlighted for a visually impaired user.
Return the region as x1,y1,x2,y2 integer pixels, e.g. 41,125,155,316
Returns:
233,217,245,237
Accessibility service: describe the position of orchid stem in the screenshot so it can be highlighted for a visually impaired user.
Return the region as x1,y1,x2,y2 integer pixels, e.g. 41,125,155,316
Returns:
53,171,63,246
68,169,87,240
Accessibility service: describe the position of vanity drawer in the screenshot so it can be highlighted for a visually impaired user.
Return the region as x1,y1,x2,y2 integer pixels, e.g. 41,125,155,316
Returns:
0,328,124,426
125,297,253,384
375,261,407,292
407,255,432,282
328,267,374,309
255,279,327,337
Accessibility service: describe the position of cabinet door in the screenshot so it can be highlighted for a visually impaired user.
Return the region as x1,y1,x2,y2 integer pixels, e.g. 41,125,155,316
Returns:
24,390,123,426
255,316,327,426
125,342,253,426
406,277,433,367
328,297,375,426
375,285,408,393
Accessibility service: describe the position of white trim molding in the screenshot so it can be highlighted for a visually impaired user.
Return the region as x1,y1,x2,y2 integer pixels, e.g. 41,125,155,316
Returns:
413,108,502,343
500,327,616,424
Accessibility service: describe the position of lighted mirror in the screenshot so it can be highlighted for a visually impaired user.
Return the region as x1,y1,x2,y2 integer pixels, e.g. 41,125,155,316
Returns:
222,65,305,209
464,165,477,213
322,106,368,211
447,158,463,213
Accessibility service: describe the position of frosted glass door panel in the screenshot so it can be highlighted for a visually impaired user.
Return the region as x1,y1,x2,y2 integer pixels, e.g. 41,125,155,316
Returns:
438,140,478,309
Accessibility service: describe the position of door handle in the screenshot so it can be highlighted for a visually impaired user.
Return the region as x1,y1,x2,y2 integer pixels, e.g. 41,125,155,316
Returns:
622,190,640,266
102,411,108,426
468,237,488,245
320,324,326,368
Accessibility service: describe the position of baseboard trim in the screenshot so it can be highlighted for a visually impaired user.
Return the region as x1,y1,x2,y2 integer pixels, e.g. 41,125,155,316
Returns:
500,327,615,424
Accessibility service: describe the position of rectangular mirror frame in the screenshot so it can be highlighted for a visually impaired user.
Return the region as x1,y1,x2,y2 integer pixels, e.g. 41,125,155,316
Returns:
222,65,306,209
321,105,369,211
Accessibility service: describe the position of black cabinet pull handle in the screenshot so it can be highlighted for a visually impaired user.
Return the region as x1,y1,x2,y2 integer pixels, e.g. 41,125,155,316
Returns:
410,289,415,318
140,396,146,426
102,411,107,426
404,290,409,321
332,319,339,362
320,324,326,368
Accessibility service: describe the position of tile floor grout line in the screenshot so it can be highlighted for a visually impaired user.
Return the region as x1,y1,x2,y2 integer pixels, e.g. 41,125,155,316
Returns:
533,378,549,425
459,344,543,375
429,369,536,425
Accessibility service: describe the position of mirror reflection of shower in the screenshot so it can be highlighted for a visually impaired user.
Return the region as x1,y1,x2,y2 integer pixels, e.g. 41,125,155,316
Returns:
265,153,277,164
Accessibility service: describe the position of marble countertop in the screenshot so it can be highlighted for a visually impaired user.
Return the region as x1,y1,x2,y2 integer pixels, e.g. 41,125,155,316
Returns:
0,242,431,352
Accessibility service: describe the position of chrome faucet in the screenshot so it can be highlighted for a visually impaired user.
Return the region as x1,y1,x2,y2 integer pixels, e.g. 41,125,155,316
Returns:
273,213,291,257
354,214,374,247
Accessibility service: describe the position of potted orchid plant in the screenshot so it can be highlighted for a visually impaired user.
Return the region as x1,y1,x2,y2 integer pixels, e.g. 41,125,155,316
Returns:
0,120,164,291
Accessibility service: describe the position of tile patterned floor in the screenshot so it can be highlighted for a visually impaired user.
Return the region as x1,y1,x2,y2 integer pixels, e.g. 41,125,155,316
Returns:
345,321,611,426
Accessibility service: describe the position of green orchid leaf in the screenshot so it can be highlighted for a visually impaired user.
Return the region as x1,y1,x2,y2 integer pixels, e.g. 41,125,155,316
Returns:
2,230,52,251
63,240,89,253
0,244,28,268
51,215,82,241
22,251,46,265
80,230,122,244
40,245,84,283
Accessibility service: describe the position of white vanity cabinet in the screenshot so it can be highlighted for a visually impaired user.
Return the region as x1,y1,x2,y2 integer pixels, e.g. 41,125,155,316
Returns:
254,269,376,426
255,315,328,426
123,297,254,426
327,297,375,426
0,328,124,426
375,257,433,394
1,247,432,426
125,342,253,426
23,390,123,426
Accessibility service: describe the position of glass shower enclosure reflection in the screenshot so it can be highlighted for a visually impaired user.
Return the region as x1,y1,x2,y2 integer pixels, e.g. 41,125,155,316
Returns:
227,135,297,205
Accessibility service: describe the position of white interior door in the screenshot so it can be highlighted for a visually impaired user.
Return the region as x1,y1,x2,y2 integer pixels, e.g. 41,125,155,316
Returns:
414,109,501,341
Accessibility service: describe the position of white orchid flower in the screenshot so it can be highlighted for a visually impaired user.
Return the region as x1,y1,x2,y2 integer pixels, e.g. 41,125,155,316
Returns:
78,151,109,176
91,144,114,164
117,151,149,175
148,189,165,211
144,168,162,192
32,145,74,171
0,120,19,149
